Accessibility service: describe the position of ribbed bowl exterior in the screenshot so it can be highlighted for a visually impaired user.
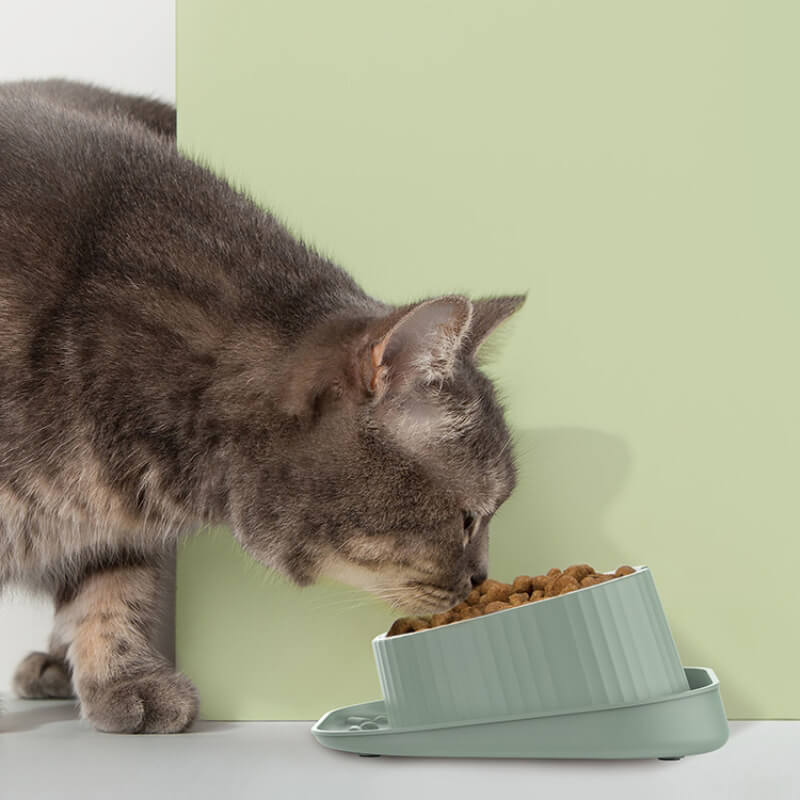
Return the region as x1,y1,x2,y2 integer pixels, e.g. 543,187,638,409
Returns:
372,567,689,728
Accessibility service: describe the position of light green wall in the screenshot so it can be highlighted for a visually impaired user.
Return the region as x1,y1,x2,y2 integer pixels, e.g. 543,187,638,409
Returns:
176,0,799,720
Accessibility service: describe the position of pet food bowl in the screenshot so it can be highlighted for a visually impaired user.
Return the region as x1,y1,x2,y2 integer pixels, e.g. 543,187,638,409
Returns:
373,566,688,728
311,566,729,759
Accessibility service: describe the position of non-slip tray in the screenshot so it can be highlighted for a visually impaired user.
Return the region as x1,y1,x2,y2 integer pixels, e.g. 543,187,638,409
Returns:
311,667,728,760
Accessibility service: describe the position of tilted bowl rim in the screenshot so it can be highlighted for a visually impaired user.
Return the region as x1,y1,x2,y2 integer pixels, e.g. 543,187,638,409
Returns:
372,564,648,644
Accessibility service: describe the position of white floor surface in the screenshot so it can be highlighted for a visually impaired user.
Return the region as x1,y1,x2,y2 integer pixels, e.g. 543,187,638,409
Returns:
1,696,797,800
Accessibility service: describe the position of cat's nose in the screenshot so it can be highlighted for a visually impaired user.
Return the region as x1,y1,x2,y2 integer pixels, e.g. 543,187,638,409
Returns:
470,571,487,588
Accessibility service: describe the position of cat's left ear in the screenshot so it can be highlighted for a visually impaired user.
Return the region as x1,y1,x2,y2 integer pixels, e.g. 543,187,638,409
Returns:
363,295,473,399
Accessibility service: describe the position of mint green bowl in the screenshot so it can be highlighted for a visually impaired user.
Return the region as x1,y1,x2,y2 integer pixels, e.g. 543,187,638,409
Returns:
372,566,689,729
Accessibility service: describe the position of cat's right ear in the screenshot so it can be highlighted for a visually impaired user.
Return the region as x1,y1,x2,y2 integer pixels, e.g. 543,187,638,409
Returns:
361,295,473,400
463,294,527,357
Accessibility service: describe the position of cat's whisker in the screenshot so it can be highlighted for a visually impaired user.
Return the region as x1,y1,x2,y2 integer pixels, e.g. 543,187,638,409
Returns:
313,598,378,614
305,593,381,611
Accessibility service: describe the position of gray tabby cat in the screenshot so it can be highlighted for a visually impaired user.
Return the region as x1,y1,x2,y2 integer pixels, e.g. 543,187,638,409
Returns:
0,80,524,733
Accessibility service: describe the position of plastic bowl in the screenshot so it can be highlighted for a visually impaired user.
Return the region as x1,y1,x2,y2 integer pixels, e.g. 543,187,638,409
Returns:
371,566,689,729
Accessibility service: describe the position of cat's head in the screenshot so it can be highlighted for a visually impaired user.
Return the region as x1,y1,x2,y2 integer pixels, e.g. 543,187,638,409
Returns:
228,294,524,614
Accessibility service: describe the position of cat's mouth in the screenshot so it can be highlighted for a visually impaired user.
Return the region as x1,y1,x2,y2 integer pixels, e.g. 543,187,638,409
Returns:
319,550,468,613
389,580,466,615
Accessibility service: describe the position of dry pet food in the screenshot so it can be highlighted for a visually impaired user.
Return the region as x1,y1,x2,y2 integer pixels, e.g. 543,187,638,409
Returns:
386,564,636,637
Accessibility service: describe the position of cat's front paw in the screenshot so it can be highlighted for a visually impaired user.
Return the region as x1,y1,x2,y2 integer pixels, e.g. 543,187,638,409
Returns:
12,651,75,699
79,669,199,734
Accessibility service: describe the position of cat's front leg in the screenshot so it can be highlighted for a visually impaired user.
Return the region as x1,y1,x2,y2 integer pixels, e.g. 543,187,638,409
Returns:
58,558,198,733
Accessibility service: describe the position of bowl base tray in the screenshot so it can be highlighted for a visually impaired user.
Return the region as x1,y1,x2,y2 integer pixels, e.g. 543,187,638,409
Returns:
311,667,728,760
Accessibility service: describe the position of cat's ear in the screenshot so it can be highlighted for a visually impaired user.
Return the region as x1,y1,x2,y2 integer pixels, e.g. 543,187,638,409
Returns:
463,294,526,356
363,295,473,399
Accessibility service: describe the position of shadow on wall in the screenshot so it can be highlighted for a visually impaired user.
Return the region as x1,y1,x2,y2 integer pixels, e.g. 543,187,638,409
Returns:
490,426,633,578
493,426,756,719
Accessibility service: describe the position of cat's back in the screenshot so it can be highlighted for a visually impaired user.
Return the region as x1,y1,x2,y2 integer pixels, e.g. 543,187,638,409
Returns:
0,80,177,222
0,79,369,353
0,79,175,143
0,81,177,304
0,81,256,341
5,79,176,138
0,86,188,579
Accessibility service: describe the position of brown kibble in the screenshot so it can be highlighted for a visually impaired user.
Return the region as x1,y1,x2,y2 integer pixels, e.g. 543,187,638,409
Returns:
465,589,481,605
530,574,549,591
387,617,416,636
553,574,580,595
543,577,560,597
484,582,513,603
386,564,638,635
564,564,595,582
484,601,512,614
512,575,533,594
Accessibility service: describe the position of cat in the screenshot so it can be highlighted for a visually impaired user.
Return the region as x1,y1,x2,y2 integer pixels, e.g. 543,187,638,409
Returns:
0,79,524,733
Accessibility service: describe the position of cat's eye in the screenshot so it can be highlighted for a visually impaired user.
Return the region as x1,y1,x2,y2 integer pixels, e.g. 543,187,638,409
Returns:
462,511,477,547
